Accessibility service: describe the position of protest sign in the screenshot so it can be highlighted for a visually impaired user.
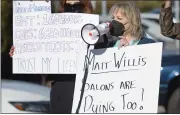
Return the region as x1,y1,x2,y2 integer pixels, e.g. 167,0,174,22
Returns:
72,43,163,113
13,1,99,74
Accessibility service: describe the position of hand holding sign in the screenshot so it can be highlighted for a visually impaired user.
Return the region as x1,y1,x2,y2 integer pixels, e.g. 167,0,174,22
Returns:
118,36,129,49
9,46,15,57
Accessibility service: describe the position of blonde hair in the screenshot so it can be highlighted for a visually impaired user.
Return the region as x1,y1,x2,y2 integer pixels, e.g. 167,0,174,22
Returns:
109,1,143,40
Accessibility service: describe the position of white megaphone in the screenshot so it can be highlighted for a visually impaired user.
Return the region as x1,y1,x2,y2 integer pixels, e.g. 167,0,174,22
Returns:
81,22,112,45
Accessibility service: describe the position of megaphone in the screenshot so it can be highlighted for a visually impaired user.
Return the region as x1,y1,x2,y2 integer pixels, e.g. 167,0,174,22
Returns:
81,20,125,45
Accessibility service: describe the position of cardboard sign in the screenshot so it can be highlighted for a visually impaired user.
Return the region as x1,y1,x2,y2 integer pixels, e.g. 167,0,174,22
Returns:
13,1,99,74
72,43,163,113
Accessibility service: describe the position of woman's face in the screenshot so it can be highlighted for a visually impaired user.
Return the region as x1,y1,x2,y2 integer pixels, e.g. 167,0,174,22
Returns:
112,9,130,31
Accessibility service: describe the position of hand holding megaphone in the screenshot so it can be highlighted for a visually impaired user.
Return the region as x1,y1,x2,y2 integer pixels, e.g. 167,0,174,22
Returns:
81,20,125,45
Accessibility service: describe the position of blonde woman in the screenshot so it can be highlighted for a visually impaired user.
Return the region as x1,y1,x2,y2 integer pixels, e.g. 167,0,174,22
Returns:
107,1,155,49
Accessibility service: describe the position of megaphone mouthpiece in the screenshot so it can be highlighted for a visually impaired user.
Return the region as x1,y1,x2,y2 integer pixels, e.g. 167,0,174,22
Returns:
89,32,92,36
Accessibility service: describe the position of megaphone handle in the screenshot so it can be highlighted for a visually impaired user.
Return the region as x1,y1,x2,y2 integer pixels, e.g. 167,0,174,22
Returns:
103,34,109,47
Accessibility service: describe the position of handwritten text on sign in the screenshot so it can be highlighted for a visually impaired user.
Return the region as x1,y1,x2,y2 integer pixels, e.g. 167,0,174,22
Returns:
72,43,163,113
13,1,99,73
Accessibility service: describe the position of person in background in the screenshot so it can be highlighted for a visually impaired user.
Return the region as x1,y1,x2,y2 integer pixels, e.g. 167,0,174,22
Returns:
59,0,92,13
159,0,180,40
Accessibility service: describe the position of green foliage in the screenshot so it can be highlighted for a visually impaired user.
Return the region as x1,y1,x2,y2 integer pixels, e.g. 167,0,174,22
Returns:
1,0,13,53
136,1,163,12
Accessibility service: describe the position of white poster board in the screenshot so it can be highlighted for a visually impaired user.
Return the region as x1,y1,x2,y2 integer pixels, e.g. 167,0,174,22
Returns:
72,43,163,113
13,1,99,74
